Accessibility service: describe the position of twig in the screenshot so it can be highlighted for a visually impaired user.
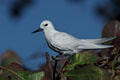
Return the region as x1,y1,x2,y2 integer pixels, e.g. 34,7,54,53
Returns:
53,59,58,80
52,54,62,80
46,53,53,80
111,48,120,78
0,66,25,80
57,57,67,75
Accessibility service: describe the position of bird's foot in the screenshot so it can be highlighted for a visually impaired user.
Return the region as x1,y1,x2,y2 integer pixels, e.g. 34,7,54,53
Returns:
52,56,61,61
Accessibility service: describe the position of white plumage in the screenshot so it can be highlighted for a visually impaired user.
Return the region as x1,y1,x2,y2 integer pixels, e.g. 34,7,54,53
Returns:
33,20,116,55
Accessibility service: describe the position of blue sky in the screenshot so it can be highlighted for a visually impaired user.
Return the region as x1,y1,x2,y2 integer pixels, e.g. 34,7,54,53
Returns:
0,0,107,70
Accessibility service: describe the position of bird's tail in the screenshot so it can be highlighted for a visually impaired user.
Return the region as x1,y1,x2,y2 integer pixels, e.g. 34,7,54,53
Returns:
94,45,113,49
86,37,116,44
77,44,113,50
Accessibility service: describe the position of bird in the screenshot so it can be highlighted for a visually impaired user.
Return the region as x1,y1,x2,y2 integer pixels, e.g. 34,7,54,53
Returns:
32,20,116,55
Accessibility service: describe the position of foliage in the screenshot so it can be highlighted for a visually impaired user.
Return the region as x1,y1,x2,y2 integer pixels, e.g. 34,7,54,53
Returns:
0,50,44,80
65,53,96,70
65,65,104,80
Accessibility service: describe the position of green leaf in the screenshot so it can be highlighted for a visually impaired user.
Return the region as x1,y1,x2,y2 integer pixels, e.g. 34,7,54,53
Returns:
66,53,96,70
65,65,104,80
16,71,44,80
0,71,44,80
0,77,9,80
115,75,120,80
0,65,44,80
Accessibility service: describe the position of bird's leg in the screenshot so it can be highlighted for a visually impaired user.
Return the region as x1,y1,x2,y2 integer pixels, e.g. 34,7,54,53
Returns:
52,54,62,80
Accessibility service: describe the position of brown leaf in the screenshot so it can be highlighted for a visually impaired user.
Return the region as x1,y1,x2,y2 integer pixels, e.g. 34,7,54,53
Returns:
1,50,23,71
101,20,120,56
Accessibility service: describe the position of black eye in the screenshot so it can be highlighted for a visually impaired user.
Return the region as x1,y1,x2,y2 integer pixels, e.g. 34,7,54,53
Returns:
44,24,48,26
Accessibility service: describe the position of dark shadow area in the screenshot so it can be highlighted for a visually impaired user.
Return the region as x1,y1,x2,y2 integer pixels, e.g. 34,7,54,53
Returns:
9,0,34,19
95,0,120,21
67,0,120,22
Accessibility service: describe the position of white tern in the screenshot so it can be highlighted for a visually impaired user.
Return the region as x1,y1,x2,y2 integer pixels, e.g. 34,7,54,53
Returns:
32,20,115,55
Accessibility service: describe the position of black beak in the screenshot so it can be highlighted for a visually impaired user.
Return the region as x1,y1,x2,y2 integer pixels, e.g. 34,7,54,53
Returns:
32,28,43,33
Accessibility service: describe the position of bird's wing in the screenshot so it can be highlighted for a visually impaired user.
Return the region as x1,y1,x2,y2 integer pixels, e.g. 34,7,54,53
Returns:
82,37,116,44
50,32,114,51
51,32,80,50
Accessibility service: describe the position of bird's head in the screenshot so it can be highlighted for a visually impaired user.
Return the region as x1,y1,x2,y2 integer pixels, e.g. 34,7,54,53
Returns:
40,20,53,30
32,20,54,33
